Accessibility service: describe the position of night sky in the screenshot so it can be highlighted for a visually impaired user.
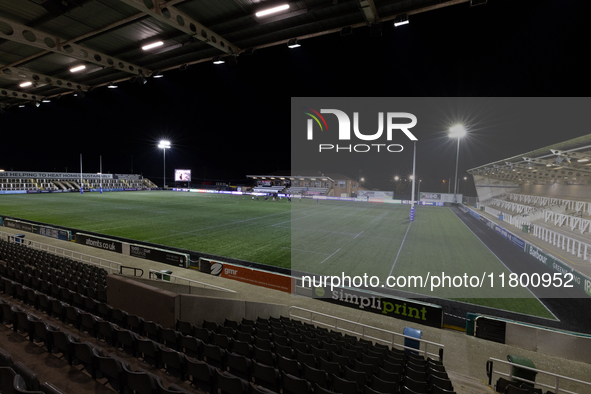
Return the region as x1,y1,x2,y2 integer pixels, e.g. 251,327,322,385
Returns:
1,0,589,195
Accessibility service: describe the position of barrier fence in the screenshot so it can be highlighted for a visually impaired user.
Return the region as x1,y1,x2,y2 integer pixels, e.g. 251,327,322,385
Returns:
148,268,236,293
289,306,444,360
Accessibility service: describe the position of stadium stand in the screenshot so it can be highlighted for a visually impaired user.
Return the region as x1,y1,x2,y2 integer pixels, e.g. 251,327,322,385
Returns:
1,236,457,394
0,172,157,193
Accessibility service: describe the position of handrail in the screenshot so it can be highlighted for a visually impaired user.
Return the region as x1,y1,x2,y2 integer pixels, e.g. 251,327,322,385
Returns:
148,269,236,293
288,306,444,360
120,265,144,277
1,230,122,274
487,357,591,394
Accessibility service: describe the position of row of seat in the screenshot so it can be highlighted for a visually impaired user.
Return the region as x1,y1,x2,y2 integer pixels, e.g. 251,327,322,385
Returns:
0,299,193,394
0,239,108,277
3,259,107,294
0,346,66,394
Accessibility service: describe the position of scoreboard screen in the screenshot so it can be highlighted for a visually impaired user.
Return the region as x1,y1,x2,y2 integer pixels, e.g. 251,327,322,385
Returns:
175,169,191,182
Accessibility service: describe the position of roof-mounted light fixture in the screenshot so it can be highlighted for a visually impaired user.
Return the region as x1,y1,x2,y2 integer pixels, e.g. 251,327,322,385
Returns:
394,14,409,27
142,41,163,50
255,4,289,17
70,65,86,73
287,38,301,48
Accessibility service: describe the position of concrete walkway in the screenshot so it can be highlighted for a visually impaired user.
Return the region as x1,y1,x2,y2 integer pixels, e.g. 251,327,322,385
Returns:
2,226,591,393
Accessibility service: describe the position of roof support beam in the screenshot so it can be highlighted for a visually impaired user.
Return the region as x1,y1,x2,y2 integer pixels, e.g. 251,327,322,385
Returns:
0,66,89,91
0,16,150,76
356,0,380,24
0,87,44,101
117,0,239,54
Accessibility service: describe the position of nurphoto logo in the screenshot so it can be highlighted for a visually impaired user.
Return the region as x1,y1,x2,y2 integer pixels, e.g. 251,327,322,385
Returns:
303,107,417,153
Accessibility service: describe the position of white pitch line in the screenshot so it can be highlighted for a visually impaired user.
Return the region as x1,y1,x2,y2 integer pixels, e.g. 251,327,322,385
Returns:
320,248,341,264
371,211,388,224
388,222,412,277
354,231,364,239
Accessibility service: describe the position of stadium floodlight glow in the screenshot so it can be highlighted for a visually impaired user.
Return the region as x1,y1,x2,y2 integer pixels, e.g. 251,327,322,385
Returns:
108,82,118,88
448,124,467,203
152,72,164,78
70,65,86,72
213,56,225,64
287,38,301,48
394,14,409,27
448,124,467,139
158,140,171,149
142,41,163,50
578,158,589,162
158,140,171,188
42,99,50,103
20,82,33,87
255,4,289,17
394,176,399,181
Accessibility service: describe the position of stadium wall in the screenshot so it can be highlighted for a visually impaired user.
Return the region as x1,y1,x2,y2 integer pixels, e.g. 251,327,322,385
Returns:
106,273,288,328
107,274,179,329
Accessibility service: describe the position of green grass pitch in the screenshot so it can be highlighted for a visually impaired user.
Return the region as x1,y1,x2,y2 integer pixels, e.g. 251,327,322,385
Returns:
0,191,555,320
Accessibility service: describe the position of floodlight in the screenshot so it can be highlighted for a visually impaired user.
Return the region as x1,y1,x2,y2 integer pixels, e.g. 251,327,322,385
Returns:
394,176,399,181
213,56,225,64
42,99,51,103
20,82,33,87
152,72,163,78
255,4,289,17
70,65,86,72
448,124,467,138
142,41,163,50
158,140,171,149
108,82,118,88
34,100,40,107
287,38,301,48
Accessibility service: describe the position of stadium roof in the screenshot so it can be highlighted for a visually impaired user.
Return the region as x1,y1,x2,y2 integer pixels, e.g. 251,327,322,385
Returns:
467,133,591,184
0,0,476,107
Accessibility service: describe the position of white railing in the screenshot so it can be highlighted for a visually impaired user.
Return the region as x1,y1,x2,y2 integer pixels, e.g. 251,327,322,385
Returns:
509,193,591,214
487,357,591,394
148,269,236,293
485,205,514,223
289,306,444,360
0,230,122,274
532,225,591,263
543,210,591,235
512,217,531,231
491,198,536,215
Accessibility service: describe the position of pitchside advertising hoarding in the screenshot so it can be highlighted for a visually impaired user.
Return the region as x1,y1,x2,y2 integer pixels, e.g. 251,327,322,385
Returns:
3,218,71,241
75,233,188,268
199,257,292,293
